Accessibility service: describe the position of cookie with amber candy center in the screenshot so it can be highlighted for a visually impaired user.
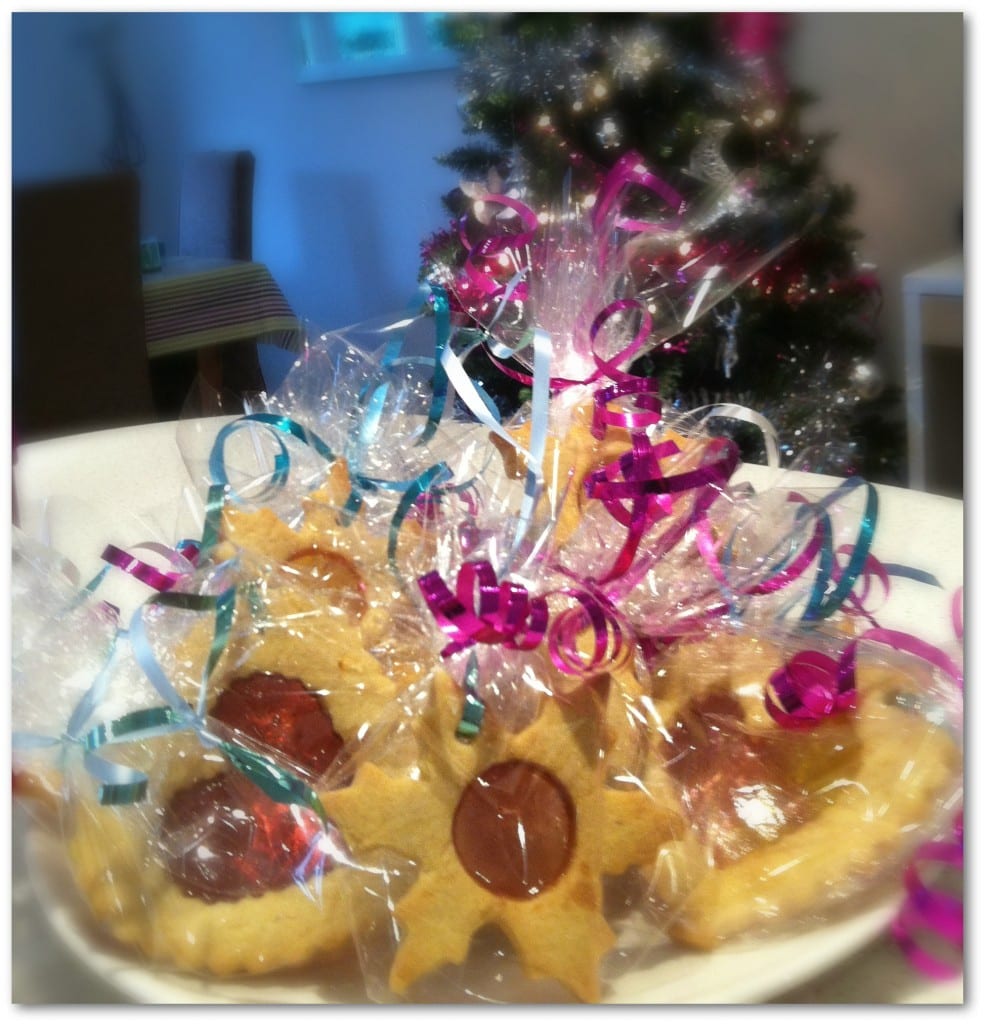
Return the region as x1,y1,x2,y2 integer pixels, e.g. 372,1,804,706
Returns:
215,459,432,689
320,669,677,1002
65,607,398,976
638,632,962,950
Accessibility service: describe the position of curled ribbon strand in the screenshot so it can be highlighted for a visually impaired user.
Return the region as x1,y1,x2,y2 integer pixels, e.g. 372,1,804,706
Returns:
103,585,329,820
418,560,548,659
891,813,964,981
767,625,964,730
419,561,626,685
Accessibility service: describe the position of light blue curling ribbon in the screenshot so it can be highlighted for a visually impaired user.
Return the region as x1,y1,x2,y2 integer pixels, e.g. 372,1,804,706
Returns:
12,627,167,805
448,264,553,572
82,706,188,804
128,588,237,723
439,322,553,575
14,528,212,805
114,584,328,817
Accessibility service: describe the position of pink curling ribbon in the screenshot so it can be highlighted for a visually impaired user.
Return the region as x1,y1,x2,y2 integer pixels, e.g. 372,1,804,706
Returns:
99,542,198,593
483,297,658,393
585,433,740,598
454,155,688,396
765,649,856,729
459,151,683,319
888,584,964,980
767,625,963,729
591,149,686,249
586,300,657,386
590,377,663,439
585,434,680,585
891,813,964,981
418,560,549,659
546,586,625,677
418,561,626,679
586,434,739,504
456,194,539,308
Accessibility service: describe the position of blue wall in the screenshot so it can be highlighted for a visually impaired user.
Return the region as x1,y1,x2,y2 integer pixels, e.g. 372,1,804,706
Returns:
12,12,465,331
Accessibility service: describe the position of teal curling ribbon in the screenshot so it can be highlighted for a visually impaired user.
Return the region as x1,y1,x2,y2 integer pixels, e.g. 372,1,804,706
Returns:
353,285,451,457
386,461,454,574
54,588,239,804
455,650,485,742
82,706,187,804
799,477,878,622
205,413,470,584
208,413,337,503
204,300,465,574
716,477,879,625
83,705,327,820
106,584,330,818
417,284,451,445
198,482,229,562
219,738,327,820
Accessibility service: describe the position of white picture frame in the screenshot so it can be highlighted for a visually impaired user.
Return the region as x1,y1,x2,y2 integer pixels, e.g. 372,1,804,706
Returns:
297,12,457,83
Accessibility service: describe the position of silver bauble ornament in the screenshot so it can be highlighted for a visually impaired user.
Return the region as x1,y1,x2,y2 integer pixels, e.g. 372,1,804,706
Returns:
849,358,885,401
596,116,622,150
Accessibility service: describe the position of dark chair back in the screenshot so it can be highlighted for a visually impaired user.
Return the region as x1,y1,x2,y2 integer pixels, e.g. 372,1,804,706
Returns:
12,171,156,441
178,150,255,262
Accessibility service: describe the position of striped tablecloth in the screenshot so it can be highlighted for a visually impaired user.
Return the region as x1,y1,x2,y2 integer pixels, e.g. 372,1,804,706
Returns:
143,258,300,358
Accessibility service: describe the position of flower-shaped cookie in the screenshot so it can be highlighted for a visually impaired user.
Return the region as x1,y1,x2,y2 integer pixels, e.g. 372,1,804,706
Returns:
321,669,675,1002
640,632,962,950
65,592,399,976
216,461,433,689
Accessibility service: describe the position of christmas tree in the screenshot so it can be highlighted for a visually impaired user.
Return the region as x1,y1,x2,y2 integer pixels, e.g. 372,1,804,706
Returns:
420,12,903,481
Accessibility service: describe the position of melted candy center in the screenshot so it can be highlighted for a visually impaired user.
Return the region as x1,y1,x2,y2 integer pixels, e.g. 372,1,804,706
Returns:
160,672,342,903
452,760,575,900
209,672,344,777
664,692,859,862
285,546,367,619
160,773,324,902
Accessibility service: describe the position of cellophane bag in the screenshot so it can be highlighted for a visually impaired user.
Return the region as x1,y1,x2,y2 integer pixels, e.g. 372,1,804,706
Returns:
12,147,963,1003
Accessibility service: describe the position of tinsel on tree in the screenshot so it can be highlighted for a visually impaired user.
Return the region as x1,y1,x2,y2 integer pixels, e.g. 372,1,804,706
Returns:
420,12,903,481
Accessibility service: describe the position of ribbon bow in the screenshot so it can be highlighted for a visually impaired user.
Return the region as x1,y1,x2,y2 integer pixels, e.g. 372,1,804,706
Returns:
418,560,549,659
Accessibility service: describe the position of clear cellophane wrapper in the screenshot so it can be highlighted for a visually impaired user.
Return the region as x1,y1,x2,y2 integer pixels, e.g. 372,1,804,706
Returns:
13,151,963,1002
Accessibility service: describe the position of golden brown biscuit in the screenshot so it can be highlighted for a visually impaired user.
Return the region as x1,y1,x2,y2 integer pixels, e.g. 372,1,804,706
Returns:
64,598,399,976
495,400,708,553
493,401,633,548
215,467,434,690
321,669,676,1002
638,631,962,950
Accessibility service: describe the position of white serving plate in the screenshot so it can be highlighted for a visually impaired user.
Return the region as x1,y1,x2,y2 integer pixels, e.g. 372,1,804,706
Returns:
14,419,964,1004
27,824,902,1005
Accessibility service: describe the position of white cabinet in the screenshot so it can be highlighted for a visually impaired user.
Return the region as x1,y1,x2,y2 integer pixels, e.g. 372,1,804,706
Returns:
902,254,963,491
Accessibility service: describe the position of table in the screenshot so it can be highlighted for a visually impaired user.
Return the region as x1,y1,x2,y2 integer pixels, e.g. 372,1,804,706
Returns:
143,258,301,398
902,254,964,491
143,258,300,359
10,419,964,1005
